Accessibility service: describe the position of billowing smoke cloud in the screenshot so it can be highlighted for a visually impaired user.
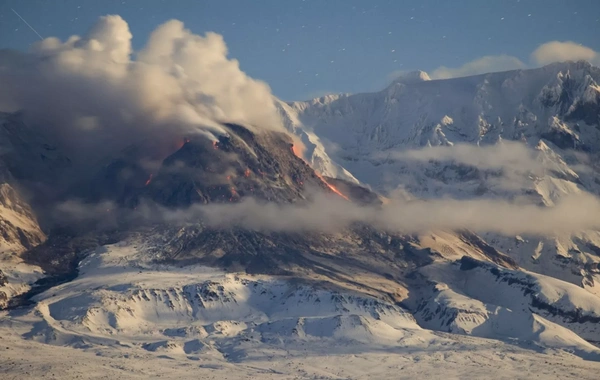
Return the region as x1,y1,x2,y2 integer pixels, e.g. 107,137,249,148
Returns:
0,15,284,164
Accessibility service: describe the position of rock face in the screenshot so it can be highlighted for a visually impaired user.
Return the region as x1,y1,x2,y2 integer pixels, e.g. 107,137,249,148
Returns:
0,112,69,308
0,183,45,253
0,176,45,309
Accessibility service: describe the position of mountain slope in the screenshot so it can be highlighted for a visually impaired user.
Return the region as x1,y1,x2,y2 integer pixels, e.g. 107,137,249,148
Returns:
0,113,54,308
286,61,600,159
280,60,600,292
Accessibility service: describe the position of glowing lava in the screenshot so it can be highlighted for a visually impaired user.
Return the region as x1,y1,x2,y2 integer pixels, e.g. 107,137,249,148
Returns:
315,172,350,201
213,141,218,150
229,186,239,202
291,144,301,157
144,173,153,186
290,142,349,201
290,140,306,159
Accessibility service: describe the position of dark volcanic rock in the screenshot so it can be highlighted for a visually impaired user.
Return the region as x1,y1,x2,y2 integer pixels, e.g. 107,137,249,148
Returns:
79,123,338,208
147,124,332,207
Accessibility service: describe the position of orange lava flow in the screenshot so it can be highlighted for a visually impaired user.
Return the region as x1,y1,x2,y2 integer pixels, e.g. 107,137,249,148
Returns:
289,141,348,201
213,141,218,150
315,172,349,201
144,173,153,186
325,181,350,201
291,144,303,157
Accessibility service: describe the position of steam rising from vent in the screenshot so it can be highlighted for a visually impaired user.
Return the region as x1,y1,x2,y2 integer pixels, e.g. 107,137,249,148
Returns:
0,15,284,164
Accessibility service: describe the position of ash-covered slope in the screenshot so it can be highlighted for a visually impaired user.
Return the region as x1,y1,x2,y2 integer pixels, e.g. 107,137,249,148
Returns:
146,123,333,206
77,123,341,208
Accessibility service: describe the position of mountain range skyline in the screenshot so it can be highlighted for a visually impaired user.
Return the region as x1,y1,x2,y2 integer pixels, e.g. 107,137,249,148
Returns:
1,0,599,100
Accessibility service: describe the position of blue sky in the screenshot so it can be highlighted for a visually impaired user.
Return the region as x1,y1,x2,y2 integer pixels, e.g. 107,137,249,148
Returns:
1,0,599,100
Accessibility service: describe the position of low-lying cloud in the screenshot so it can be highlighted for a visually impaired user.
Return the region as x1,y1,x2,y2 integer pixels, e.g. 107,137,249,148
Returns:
55,190,600,237
372,141,584,195
0,15,284,164
51,138,600,237
382,141,542,174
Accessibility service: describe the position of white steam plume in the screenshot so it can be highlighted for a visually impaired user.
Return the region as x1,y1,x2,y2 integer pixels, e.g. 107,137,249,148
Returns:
0,15,284,163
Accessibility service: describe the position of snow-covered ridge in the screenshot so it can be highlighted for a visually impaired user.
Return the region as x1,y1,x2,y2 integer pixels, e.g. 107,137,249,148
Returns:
284,61,600,157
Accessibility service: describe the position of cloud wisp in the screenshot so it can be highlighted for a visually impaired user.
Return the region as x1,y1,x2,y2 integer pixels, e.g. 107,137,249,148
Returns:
424,41,600,80
381,141,542,174
430,55,527,80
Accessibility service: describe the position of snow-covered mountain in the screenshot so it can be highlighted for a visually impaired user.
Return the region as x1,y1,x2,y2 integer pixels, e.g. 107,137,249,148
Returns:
3,62,600,378
282,61,600,192
281,60,600,294
286,61,600,158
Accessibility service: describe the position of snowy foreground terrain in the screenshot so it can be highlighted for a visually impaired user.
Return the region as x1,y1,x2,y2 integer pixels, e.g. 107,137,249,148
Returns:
2,239,600,379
